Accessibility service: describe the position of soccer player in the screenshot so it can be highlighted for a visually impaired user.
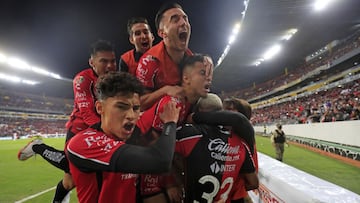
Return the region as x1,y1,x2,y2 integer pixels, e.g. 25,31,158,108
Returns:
176,93,258,203
136,2,193,111
223,98,259,203
17,39,117,202
136,53,213,203
119,17,154,75
66,72,180,203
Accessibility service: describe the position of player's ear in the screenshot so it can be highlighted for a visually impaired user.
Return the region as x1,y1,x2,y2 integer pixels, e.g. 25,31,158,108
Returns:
158,29,166,39
182,71,190,84
95,101,103,114
151,33,155,41
129,35,135,45
89,57,94,68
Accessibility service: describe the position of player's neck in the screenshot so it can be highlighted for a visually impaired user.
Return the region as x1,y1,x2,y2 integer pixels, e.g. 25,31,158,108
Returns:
165,46,185,64
183,88,200,104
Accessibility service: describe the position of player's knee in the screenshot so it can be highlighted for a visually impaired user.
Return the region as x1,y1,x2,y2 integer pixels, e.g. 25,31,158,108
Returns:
63,174,75,189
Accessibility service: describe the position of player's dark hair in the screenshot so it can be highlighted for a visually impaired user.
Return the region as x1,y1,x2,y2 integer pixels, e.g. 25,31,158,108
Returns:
89,40,115,57
223,98,252,119
127,17,150,35
155,2,183,30
179,53,210,82
96,72,144,100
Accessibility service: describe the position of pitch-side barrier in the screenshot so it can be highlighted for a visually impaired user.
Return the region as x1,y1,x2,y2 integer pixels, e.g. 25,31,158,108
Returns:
249,153,360,203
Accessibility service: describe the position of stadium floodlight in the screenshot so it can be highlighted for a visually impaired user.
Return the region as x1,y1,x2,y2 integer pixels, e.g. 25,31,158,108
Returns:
0,72,39,85
215,1,249,69
0,53,7,63
228,35,236,45
233,23,241,35
314,0,334,11
50,73,61,79
7,57,31,70
0,72,21,83
0,48,71,81
22,79,38,85
31,66,50,76
263,44,281,60
282,28,298,41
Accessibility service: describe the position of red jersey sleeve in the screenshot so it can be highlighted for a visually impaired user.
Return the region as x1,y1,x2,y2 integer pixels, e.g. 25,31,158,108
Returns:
73,74,100,126
136,54,159,90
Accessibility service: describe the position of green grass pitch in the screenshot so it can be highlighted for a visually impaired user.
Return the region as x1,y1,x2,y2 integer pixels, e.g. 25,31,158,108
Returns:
0,138,78,203
0,135,359,202
256,134,360,195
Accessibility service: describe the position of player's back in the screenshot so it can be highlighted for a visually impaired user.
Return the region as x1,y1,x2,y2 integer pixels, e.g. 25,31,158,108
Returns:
176,124,248,203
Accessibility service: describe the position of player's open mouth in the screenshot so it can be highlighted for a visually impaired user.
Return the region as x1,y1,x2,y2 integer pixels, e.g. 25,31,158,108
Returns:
141,42,149,48
179,31,188,42
204,83,211,92
124,123,135,131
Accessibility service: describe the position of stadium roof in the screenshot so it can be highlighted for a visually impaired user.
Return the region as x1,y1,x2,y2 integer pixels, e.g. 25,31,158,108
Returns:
0,0,359,98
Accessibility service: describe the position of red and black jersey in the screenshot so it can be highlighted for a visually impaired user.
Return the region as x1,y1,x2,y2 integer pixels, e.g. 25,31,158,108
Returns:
119,49,143,76
175,124,256,203
138,95,193,133
231,143,258,200
67,122,177,203
135,41,193,91
136,95,193,196
65,68,100,137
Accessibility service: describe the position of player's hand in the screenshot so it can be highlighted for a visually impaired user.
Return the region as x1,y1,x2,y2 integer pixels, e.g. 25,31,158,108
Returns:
166,186,183,203
160,101,180,124
214,199,226,203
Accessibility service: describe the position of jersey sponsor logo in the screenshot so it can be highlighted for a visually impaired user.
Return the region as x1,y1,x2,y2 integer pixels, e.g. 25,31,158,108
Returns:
75,76,85,90
121,173,137,180
210,161,237,174
137,56,153,82
143,175,161,193
75,91,88,101
208,138,240,155
78,101,90,108
84,134,120,153
209,138,240,163
211,152,240,162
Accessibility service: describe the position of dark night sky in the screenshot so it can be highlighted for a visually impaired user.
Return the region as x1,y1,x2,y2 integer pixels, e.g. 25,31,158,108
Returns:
0,0,241,78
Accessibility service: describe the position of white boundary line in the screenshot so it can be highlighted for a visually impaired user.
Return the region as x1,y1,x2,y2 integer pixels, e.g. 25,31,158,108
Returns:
15,186,56,203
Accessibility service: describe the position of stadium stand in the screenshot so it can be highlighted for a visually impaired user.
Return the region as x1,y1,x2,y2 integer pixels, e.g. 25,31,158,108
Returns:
221,30,360,126
0,90,72,138
221,30,360,165
222,29,360,101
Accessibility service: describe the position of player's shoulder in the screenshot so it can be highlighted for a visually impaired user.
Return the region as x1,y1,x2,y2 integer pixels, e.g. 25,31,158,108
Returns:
139,53,158,64
176,123,203,139
74,68,94,81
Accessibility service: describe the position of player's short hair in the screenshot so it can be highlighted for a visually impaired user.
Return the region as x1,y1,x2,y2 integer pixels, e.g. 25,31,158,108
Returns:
127,17,150,35
96,72,144,100
195,93,223,112
276,123,282,129
89,40,115,57
155,2,183,30
179,53,211,83
223,98,252,119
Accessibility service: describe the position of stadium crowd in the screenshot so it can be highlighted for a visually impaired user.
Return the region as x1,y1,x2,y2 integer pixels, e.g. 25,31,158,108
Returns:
216,29,360,126
251,79,360,125
0,89,73,114
0,117,66,138
0,90,71,137
224,30,360,101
